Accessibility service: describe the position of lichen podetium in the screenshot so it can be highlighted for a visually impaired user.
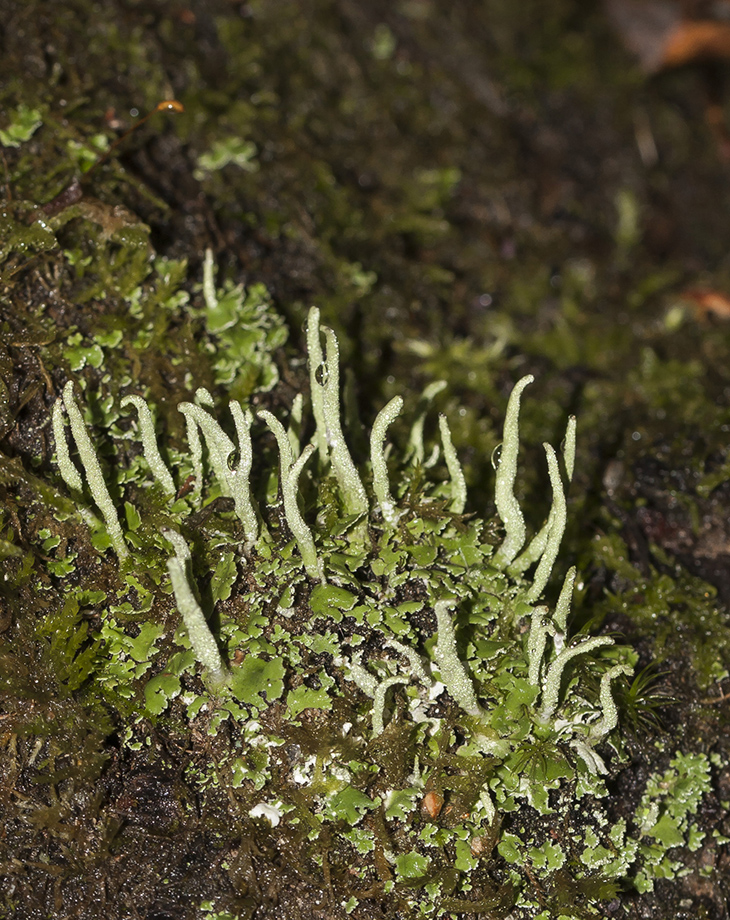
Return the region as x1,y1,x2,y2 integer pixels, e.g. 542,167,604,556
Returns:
47,298,713,919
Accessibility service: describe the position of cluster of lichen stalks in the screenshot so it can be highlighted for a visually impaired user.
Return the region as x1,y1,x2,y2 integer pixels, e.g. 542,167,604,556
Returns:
52,306,631,770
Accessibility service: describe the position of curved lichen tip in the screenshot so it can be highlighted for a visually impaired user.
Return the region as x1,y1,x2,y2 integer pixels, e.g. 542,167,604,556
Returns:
371,395,404,526
120,394,176,495
492,374,533,569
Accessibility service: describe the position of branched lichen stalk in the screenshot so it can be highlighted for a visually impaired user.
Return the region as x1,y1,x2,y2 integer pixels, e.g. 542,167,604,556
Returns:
308,307,368,519
178,402,235,494
438,414,467,514
121,395,176,495
434,599,482,717
371,396,404,526
510,421,575,576
164,529,228,688
61,382,128,561
178,397,259,541
258,409,294,469
509,520,548,575
492,375,533,569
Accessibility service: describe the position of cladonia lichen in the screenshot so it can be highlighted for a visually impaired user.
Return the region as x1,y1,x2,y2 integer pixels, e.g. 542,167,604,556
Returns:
45,302,716,919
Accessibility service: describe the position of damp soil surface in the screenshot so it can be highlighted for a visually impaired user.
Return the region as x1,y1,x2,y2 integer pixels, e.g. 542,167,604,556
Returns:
2,1,730,918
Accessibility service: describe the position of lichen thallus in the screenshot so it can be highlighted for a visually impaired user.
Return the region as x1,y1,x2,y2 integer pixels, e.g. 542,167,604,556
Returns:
52,305,631,769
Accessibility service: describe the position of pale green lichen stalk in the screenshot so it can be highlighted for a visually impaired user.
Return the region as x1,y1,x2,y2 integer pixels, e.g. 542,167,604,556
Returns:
120,395,176,495
590,662,635,740
179,394,236,496
509,418,575,577
307,307,368,519
525,443,567,603
52,394,83,493
370,395,404,526
164,529,228,688
554,565,577,636
306,305,328,462
54,381,128,560
202,247,218,313
438,413,467,514
563,414,577,482
228,401,258,545
527,605,551,687
345,652,380,698
179,395,259,544
258,410,322,581
540,636,614,721
384,637,431,689
372,675,408,736
492,374,533,568
434,599,482,717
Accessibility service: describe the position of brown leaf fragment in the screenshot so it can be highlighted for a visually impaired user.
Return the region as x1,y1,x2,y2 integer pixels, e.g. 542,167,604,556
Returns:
606,0,684,71
680,287,730,318
662,19,730,66
606,0,730,70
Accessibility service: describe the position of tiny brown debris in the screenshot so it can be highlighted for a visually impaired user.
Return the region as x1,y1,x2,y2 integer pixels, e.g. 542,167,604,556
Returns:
421,790,444,819
680,287,730,319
